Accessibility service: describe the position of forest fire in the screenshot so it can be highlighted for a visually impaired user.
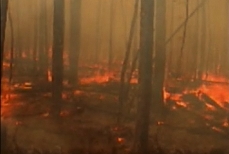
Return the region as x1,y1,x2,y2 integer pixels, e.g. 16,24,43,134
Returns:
1,0,229,153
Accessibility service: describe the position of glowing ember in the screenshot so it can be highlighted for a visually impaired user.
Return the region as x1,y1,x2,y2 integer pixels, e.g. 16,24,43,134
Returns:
60,110,70,117
41,112,49,118
74,90,83,95
211,126,224,133
157,121,165,125
16,121,23,126
205,103,216,111
117,137,125,143
176,101,188,108
222,119,229,127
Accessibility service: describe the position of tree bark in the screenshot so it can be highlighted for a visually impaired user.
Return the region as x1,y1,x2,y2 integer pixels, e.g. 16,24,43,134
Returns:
132,0,154,153
1,0,9,79
117,0,139,124
52,0,65,117
108,0,114,74
152,0,166,119
38,0,48,80
68,0,81,86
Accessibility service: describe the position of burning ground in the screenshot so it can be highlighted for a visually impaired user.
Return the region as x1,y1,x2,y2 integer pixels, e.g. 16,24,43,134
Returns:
1,68,229,154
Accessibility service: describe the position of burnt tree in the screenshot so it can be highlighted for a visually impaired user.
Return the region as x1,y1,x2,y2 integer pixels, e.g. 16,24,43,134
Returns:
68,0,81,86
52,0,65,117
132,0,154,153
1,0,9,79
152,0,166,119
38,0,48,80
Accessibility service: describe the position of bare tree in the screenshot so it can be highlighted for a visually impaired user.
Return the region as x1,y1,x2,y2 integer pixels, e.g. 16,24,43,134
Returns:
132,0,154,153
52,0,65,117
38,0,48,80
68,0,81,86
152,0,166,119
1,0,9,79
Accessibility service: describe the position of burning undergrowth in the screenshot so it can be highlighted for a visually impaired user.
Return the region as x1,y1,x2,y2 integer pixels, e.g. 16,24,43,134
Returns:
1,69,229,153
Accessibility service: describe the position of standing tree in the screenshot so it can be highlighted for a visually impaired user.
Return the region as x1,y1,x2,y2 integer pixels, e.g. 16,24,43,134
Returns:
68,0,81,86
1,0,9,79
152,0,166,119
132,0,154,153
38,0,48,80
52,0,65,117
108,0,114,74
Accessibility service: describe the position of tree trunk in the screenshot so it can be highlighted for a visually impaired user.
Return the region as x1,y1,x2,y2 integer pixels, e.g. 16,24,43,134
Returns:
198,0,206,80
117,0,139,124
68,0,81,86
132,0,154,153
52,0,65,117
95,0,102,64
38,0,48,80
33,0,39,78
1,0,9,79
152,0,166,119
108,0,114,74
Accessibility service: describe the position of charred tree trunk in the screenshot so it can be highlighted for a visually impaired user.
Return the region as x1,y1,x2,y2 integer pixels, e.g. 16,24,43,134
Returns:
1,0,9,79
197,1,206,80
38,0,48,80
68,0,81,86
108,0,114,74
167,0,174,78
52,0,65,118
117,0,139,124
33,0,39,77
95,0,101,64
132,0,154,153
152,0,166,119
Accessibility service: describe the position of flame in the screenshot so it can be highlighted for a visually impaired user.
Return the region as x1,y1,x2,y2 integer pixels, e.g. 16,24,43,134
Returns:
130,78,138,84
48,70,52,82
203,74,229,83
198,84,229,109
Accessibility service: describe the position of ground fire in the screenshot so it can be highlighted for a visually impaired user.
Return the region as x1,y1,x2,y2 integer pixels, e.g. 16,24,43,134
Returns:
1,0,229,154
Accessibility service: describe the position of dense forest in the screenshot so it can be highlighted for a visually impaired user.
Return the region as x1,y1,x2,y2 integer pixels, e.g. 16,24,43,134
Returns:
1,0,229,154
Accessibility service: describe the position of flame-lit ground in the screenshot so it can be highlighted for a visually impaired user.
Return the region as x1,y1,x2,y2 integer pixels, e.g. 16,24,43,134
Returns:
1,67,229,153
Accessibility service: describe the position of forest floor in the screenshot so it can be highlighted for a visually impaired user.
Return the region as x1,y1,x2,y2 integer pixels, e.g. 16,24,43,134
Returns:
1,70,229,154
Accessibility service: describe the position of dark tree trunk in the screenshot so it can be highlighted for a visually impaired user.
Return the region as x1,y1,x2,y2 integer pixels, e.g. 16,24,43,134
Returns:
38,0,48,80
108,0,114,73
198,1,206,80
95,0,101,63
1,0,9,79
117,0,139,124
52,0,65,117
33,1,39,78
152,0,166,119
68,0,81,86
132,0,154,153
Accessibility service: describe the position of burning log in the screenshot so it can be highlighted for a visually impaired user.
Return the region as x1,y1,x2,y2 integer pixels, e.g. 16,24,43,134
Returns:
200,92,223,111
